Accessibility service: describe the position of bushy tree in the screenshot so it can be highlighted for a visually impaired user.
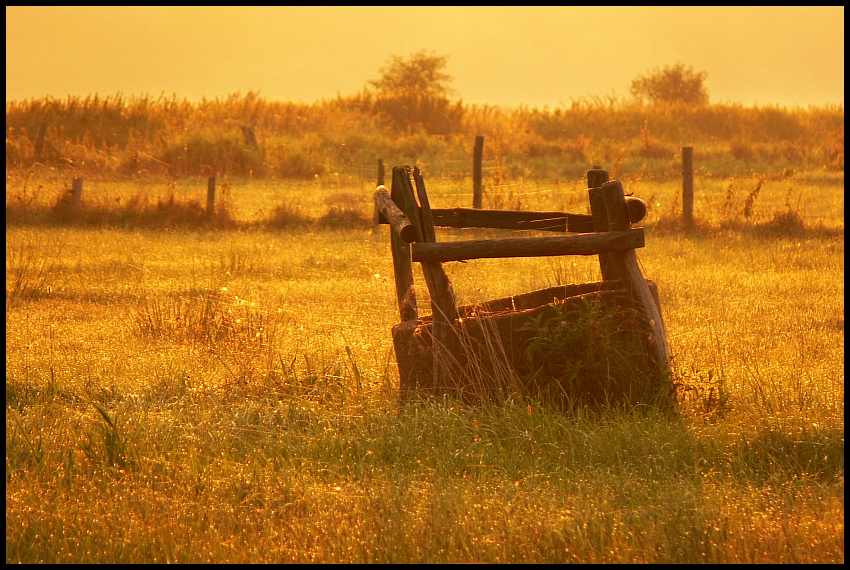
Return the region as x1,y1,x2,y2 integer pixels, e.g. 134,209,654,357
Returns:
630,62,709,106
370,50,456,99
368,50,463,134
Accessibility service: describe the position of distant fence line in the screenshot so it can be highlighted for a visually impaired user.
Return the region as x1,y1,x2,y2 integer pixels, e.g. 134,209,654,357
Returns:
24,140,845,229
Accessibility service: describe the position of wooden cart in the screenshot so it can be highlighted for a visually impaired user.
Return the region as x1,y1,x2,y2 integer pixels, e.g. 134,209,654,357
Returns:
375,166,675,409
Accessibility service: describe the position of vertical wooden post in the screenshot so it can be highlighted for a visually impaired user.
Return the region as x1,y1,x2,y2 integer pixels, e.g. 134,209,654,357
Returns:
598,180,673,407
390,167,418,322
587,168,617,280
34,120,48,162
373,159,385,232
70,177,83,212
206,176,216,218
587,167,608,191
682,146,694,228
472,135,484,209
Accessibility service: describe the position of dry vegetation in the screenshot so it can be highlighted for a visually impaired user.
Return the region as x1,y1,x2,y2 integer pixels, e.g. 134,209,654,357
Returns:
5,91,845,562
6,92,844,183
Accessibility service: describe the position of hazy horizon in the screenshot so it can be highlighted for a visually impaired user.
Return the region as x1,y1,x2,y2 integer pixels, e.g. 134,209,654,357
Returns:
6,6,845,108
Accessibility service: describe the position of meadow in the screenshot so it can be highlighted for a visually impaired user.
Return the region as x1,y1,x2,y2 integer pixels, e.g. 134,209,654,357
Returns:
5,157,844,561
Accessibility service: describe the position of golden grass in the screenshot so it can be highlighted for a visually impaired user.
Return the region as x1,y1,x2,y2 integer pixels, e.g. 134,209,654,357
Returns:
5,173,843,562
6,93,843,180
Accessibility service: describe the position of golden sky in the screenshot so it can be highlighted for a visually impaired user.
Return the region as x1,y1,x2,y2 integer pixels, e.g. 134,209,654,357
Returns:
5,6,845,107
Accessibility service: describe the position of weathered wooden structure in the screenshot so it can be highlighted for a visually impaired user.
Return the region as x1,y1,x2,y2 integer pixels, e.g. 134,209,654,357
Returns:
375,166,674,409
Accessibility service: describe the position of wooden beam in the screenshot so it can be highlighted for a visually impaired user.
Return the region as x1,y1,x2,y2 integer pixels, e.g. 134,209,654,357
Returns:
411,229,644,263
374,186,416,243
587,168,609,190
430,208,587,232
412,166,462,388
625,196,647,224
389,172,418,321
598,180,672,404
381,199,645,233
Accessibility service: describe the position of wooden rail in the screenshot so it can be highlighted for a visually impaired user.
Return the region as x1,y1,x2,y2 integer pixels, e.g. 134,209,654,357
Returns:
431,208,593,232
411,228,644,263
376,197,646,233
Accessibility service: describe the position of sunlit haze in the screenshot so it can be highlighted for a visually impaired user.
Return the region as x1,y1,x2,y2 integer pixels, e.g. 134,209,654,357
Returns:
6,6,845,107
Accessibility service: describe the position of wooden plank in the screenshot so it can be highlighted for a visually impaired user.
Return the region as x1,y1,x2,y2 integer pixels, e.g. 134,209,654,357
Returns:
380,200,645,233
430,208,584,232
454,280,626,319
374,186,416,243
411,229,644,263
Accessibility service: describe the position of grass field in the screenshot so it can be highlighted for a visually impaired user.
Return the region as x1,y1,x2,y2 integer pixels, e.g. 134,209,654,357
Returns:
5,170,844,562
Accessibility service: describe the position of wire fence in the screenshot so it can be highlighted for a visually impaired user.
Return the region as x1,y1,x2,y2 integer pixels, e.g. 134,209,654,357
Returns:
6,161,845,228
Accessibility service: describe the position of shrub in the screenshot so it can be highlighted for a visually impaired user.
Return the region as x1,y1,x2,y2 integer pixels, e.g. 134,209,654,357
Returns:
630,62,709,106
274,148,324,179
264,201,311,229
316,206,371,230
368,50,465,134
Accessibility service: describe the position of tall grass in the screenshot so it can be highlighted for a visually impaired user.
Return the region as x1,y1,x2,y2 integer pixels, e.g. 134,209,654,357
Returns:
5,232,64,302
6,92,843,180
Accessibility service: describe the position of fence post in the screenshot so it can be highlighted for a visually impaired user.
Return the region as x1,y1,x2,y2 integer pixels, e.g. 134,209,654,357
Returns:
390,167,418,322
599,180,673,407
682,146,694,228
587,167,617,280
472,135,484,209
373,159,386,232
34,120,48,162
206,176,216,218
70,177,83,212
587,165,608,191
